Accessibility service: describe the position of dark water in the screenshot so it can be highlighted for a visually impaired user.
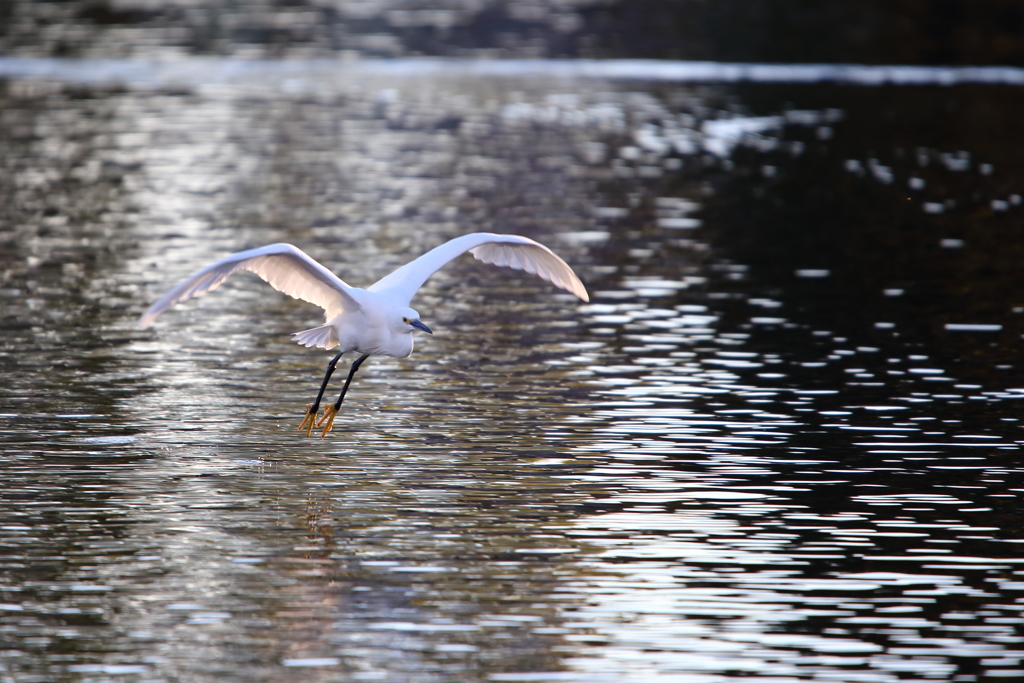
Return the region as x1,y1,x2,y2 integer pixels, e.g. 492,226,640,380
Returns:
2,60,1024,682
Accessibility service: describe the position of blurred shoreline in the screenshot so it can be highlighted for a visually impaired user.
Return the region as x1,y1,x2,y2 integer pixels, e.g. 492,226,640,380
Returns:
3,56,1024,89
1,0,1021,66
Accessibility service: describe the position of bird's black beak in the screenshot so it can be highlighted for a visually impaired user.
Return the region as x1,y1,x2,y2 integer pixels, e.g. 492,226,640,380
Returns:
410,319,433,334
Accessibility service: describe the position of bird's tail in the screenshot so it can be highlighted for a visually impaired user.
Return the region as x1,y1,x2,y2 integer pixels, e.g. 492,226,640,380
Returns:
292,324,339,349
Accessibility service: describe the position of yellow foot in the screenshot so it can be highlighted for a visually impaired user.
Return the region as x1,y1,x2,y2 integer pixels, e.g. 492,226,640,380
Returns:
317,405,339,439
298,404,317,438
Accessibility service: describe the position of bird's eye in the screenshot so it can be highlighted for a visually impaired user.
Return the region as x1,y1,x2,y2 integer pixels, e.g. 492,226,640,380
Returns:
402,317,409,324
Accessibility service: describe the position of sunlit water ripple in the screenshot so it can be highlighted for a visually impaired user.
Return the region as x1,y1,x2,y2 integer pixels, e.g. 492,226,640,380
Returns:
1,58,1023,682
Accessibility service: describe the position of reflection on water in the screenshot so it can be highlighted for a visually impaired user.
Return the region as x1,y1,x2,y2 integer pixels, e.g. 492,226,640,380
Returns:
2,59,1024,682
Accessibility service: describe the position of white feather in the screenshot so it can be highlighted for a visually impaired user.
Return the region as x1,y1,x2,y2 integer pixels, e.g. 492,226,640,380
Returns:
137,243,359,329
369,233,589,305
292,323,340,349
139,233,587,353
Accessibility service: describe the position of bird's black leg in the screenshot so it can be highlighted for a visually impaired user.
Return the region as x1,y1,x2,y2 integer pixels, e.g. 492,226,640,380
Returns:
299,350,343,437
316,353,370,438
332,353,370,411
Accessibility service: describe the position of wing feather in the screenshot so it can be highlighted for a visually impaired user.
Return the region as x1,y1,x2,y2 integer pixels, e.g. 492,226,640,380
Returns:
138,243,359,329
368,232,588,305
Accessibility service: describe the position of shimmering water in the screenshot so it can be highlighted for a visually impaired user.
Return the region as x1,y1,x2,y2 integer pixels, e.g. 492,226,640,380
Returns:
2,59,1024,682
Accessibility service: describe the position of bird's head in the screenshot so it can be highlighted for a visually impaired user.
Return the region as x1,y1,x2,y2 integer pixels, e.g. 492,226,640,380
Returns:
398,307,432,335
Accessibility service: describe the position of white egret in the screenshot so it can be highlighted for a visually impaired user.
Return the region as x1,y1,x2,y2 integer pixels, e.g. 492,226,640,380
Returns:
138,232,588,437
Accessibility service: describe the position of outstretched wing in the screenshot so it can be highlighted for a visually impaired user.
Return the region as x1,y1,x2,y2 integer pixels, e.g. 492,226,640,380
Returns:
137,243,360,329
367,232,589,306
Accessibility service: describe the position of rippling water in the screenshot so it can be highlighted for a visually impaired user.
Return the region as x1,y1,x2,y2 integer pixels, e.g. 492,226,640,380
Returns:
2,59,1024,682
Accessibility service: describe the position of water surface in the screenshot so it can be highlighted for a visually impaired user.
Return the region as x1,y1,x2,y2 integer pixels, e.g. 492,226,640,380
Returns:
2,59,1024,682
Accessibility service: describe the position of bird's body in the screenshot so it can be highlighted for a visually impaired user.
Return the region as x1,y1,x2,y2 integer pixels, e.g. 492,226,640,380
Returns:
138,232,588,437
294,287,419,358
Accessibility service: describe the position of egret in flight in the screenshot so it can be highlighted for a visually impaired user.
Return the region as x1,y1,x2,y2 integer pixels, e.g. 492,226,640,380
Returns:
138,233,588,438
